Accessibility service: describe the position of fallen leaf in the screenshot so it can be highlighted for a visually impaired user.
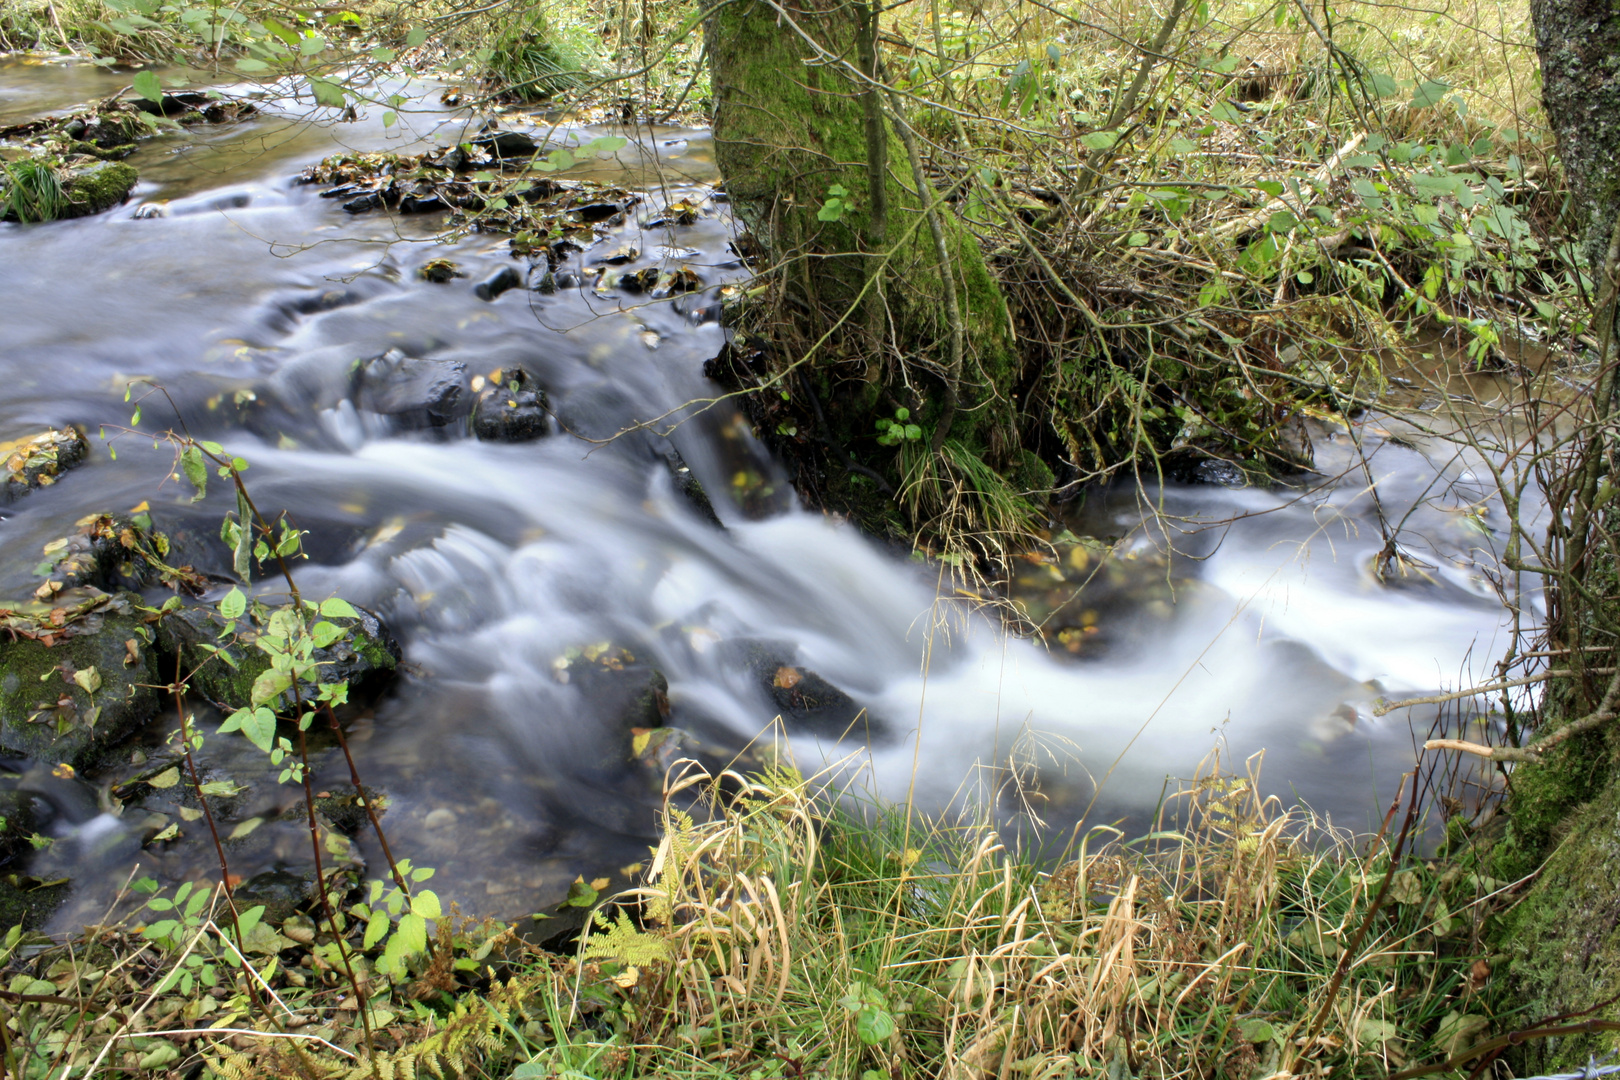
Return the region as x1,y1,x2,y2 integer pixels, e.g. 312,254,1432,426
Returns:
774,665,803,689
52,763,75,779
72,667,101,695
148,767,181,789
124,639,140,666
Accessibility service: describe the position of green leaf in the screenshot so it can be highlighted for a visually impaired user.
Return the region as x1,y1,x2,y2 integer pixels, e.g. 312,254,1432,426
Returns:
382,110,397,128
319,597,359,619
307,76,346,108
363,909,390,949
855,1004,895,1045
219,587,247,620
234,905,264,940
405,26,427,46
1411,79,1450,108
298,33,326,55
1079,130,1118,151
250,669,291,711
587,135,629,155
1237,1018,1275,1042
133,70,163,102
816,198,845,222
396,912,428,955
410,867,435,883
310,621,344,649
1364,70,1399,98
235,57,270,73
563,877,598,908
410,889,442,919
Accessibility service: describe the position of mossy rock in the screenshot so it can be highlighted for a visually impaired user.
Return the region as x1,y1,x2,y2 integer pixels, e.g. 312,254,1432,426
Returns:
0,875,70,932
1,427,87,500
59,160,137,219
0,592,161,768
158,602,400,714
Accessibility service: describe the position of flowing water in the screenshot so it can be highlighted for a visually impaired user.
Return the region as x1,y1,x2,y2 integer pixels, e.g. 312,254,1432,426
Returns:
0,60,1518,928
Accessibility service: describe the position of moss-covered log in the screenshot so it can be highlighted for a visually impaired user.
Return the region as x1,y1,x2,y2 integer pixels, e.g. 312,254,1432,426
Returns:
707,0,1037,541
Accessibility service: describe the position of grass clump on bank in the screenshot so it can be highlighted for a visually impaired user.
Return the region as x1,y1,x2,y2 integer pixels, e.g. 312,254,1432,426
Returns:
0,759,1517,1079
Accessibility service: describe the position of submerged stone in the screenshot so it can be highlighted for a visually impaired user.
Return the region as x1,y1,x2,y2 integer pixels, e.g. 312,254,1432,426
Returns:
472,367,551,442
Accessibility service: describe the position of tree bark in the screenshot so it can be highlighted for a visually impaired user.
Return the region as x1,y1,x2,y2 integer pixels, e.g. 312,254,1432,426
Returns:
706,0,1032,538
1530,0,1620,268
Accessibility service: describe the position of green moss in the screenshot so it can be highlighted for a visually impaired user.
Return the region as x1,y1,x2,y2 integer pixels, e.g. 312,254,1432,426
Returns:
1496,770,1620,1072
709,0,1025,533
0,876,69,931
59,160,137,218
0,597,161,768
158,603,399,715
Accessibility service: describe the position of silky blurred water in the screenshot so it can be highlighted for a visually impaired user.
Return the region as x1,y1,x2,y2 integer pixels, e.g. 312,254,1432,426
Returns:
0,59,1515,925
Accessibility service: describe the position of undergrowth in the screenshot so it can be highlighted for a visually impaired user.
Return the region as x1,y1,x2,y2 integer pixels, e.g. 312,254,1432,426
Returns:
0,757,1522,1079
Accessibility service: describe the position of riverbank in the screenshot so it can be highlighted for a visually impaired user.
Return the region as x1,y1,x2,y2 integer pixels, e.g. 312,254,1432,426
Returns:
0,761,1518,1079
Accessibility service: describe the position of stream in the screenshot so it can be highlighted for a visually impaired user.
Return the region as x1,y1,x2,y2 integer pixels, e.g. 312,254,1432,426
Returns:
0,59,1517,929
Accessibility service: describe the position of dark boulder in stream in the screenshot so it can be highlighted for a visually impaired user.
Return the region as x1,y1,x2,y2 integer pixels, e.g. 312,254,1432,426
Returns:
717,639,877,739
472,367,551,442
352,348,469,430
0,590,162,768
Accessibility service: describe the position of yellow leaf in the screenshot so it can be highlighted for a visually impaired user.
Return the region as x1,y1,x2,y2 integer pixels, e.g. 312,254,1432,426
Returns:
612,966,641,988
631,728,653,757
590,877,610,892
52,763,75,779
149,767,181,789
773,665,802,689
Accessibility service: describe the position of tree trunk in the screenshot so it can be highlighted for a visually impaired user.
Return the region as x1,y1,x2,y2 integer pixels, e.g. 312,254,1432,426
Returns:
1530,0,1620,268
706,0,1037,546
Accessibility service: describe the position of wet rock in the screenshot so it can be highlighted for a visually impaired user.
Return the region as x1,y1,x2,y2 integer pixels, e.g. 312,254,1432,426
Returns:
26,513,204,598
472,130,539,160
472,367,551,443
0,591,162,769
59,160,138,218
233,867,318,925
342,191,384,214
716,639,874,738
578,202,626,224
132,91,212,118
0,787,39,865
664,454,719,526
418,258,464,283
1192,458,1251,487
551,643,669,747
352,348,469,430
2,428,86,500
314,783,385,836
474,265,523,301
0,875,70,931
156,601,400,715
